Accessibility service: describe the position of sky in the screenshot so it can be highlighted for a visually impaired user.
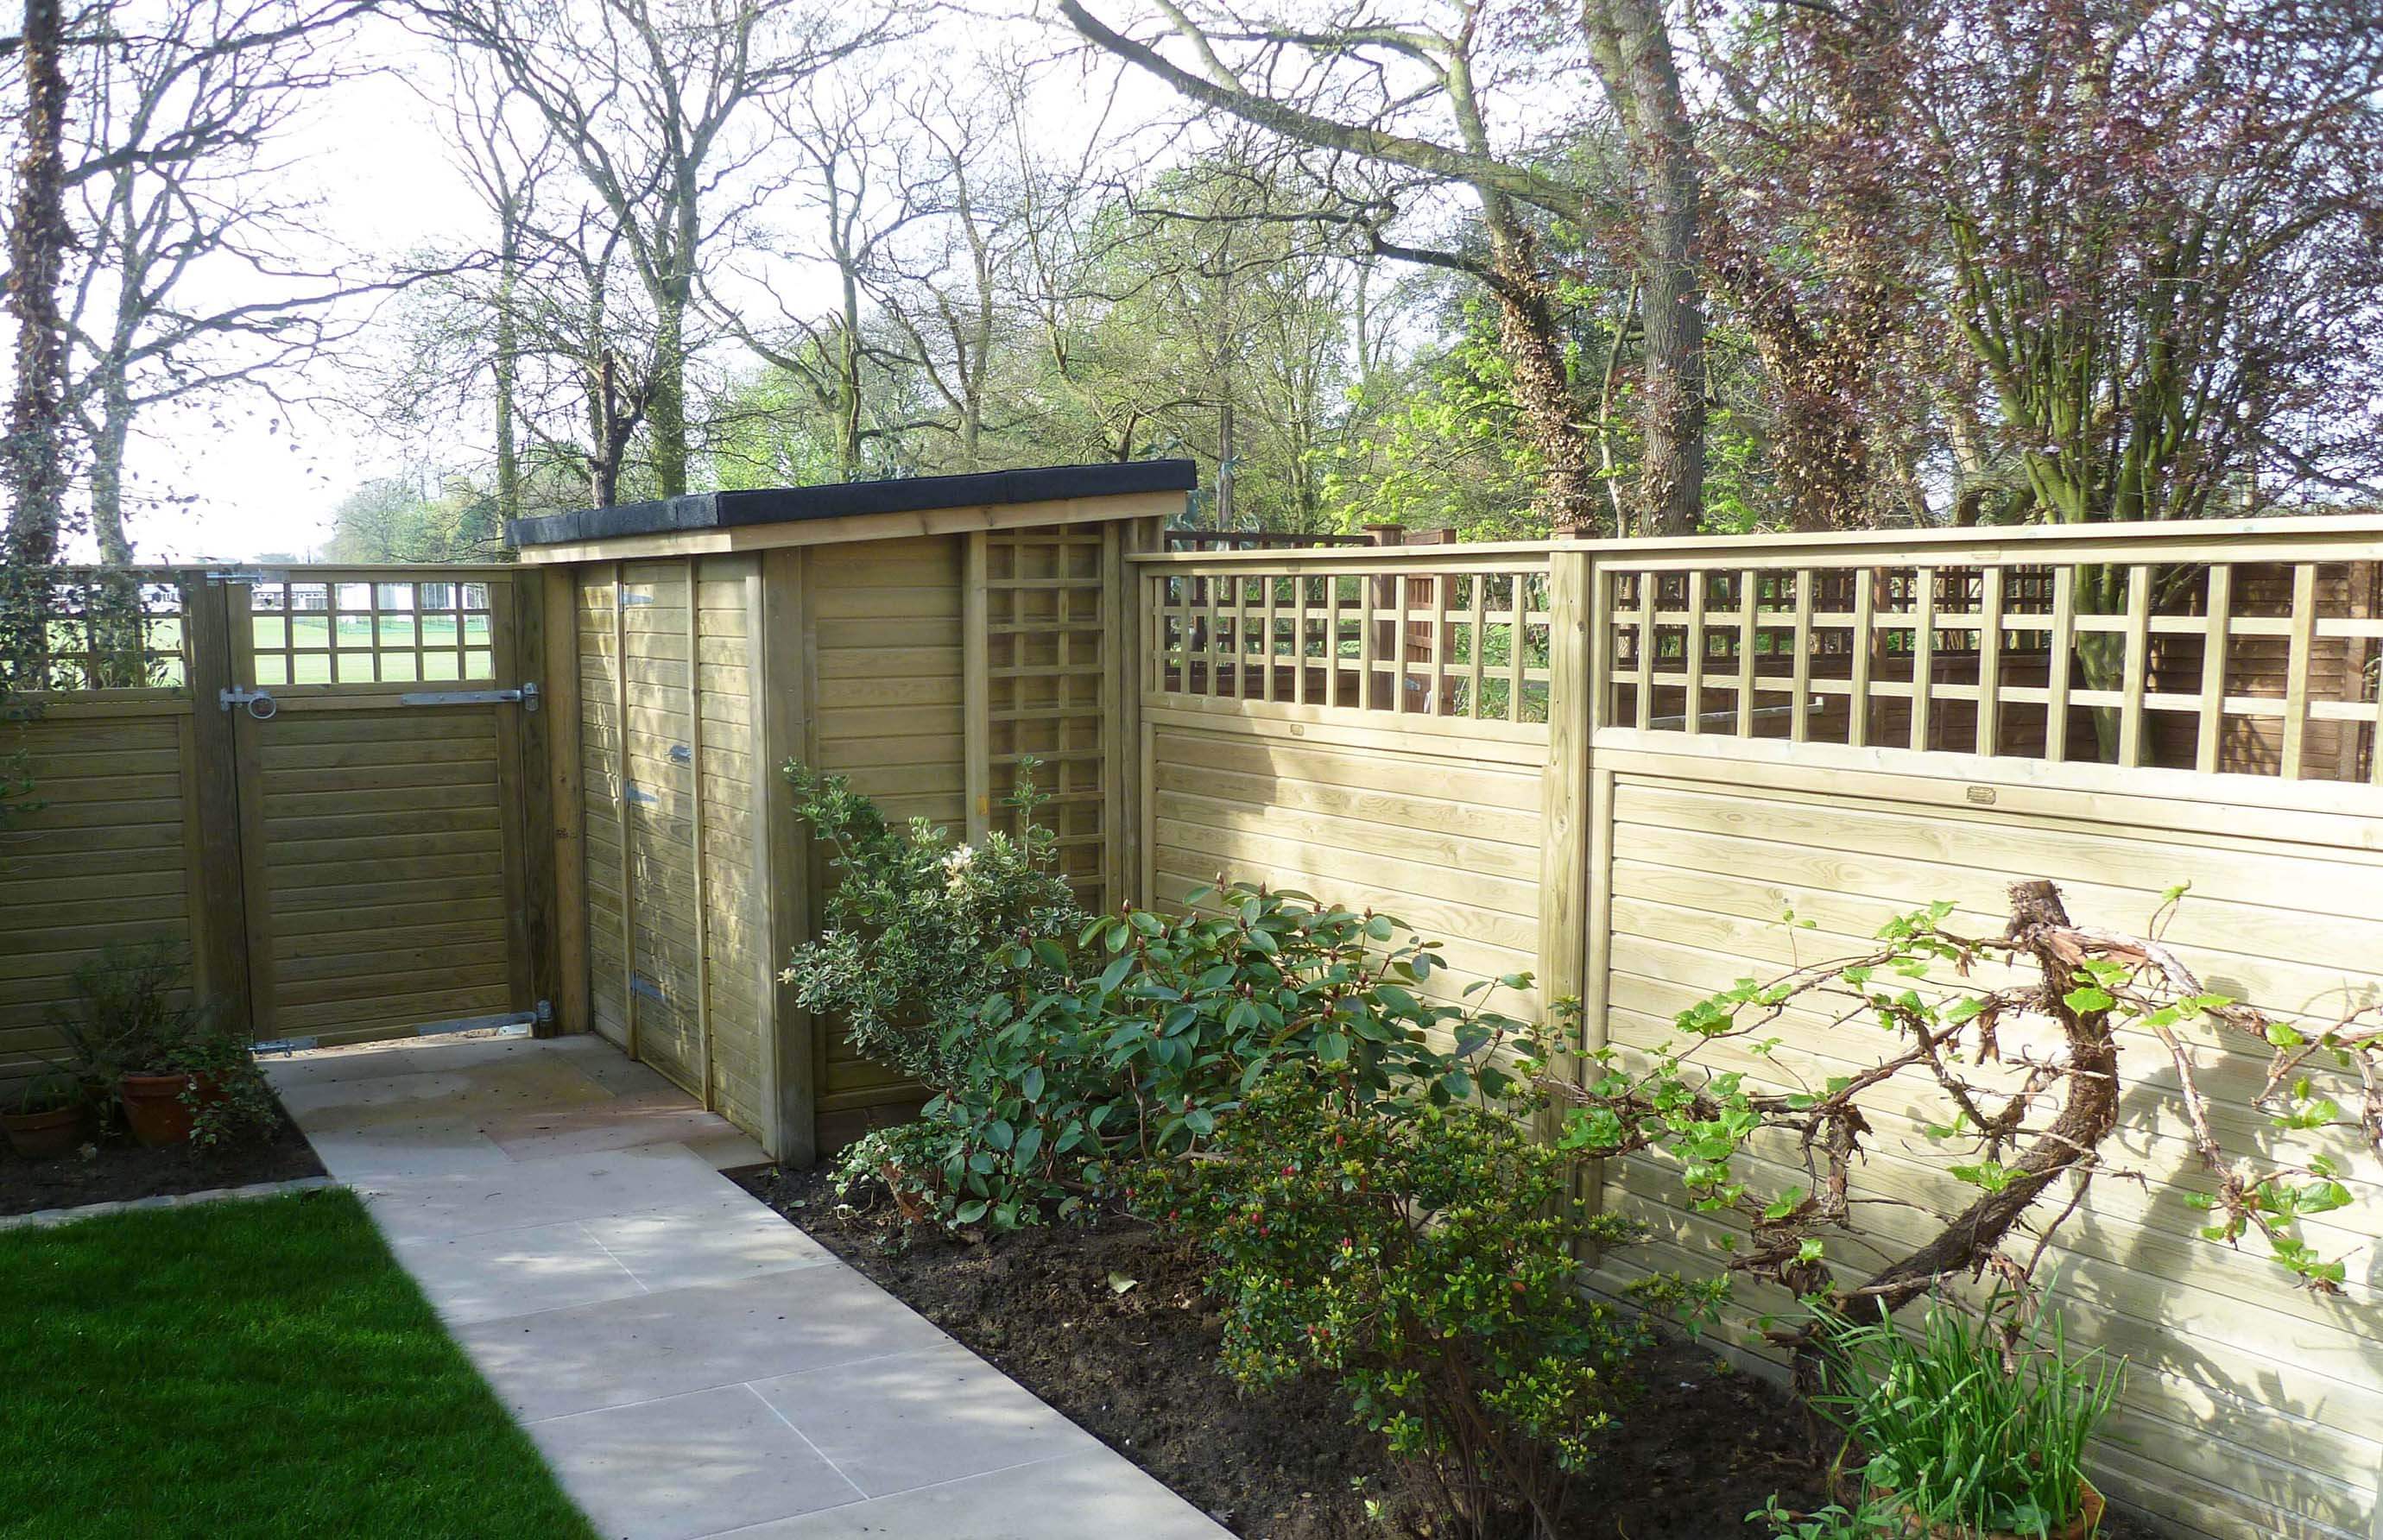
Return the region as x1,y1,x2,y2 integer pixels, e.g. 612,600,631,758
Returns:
119,30,484,563
98,8,1098,563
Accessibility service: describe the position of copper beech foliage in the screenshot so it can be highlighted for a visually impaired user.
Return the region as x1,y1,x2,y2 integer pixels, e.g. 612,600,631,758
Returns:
1553,880,2383,1354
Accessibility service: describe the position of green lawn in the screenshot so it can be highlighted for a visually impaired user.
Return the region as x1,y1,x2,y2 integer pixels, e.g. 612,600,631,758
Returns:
0,1190,595,1540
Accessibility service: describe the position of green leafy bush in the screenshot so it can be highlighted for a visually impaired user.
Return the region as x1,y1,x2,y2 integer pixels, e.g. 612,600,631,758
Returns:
50,937,218,1088
50,937,275,1147
1812,1300,2121,1538
1152,1068,1645,1540
841,876,1546,1232
779,761,1083,1088
1746,1495,1903,1539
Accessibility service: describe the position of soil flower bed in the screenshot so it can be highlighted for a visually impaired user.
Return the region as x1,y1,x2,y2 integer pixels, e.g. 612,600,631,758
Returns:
737,1164,2166,1540
0,1101,322,1218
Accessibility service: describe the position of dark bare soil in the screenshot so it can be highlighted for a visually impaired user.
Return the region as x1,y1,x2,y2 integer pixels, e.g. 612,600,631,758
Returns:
734,1164,2171,1540
0,1106,324,1217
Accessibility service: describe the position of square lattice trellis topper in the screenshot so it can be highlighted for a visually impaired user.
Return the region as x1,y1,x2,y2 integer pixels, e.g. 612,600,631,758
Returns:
244,577,497,687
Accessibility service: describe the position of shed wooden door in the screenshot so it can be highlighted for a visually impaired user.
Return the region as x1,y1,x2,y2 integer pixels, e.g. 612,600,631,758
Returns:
228,572,537,1051
573,556,772,1119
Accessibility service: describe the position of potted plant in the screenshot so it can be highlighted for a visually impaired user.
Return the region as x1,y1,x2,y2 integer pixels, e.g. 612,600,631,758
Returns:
3,1072,85,1159
1815,1299,2122,1540
52,938,241,1148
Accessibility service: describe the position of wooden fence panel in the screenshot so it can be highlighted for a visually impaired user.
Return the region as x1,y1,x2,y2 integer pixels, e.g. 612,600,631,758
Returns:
810,537,966,1141
3,564,551,1080
1585,755,2383,1540
1126,518,2383,1540
0,706,201,1086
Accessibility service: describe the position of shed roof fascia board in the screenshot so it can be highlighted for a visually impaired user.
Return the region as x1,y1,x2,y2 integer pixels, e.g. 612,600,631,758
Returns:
511,486,1191,565
506,459,1196,551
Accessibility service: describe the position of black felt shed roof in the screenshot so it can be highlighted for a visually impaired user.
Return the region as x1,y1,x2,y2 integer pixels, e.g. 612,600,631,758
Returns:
506,459,1198,548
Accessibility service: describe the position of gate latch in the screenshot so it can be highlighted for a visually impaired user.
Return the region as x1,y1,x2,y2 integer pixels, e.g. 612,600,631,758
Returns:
218,686,278,719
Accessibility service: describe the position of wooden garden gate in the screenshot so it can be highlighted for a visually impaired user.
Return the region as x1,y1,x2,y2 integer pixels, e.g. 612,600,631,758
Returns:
216,567,545,1051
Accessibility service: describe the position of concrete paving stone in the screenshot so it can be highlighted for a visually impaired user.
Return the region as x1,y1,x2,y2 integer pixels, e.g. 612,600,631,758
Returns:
269,1037,1227,1539
260,1033,546,1089
389,1221,650,1325
526,1384,863,1540
545,1036,692,1098
274,1054,614,1126
582,1204,837,1294
484,1092,743,1164
357,1143,743,1242
300,1113,515,1183
749,1341,1099,1498
699,1448,1228,1540
453,1266,948,1423
680,1127,771,1172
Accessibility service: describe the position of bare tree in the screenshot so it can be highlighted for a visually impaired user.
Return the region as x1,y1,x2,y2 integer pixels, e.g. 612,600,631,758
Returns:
706,77,946,483
419,0,899,498
868,81,1024,474
61,0,382,565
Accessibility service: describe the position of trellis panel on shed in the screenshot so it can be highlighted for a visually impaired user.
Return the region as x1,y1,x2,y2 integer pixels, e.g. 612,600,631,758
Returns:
509,462,1192,1164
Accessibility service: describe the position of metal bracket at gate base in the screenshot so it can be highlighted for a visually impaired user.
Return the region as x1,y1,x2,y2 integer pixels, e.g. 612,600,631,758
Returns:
396,681,540,711
218,686,278,719
253,1009,539,1057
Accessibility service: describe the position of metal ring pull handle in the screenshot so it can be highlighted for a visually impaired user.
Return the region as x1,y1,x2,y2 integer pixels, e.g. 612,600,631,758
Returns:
247,692,278,721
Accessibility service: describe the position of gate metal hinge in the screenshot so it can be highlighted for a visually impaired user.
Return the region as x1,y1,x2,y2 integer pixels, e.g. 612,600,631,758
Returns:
395,681,540,711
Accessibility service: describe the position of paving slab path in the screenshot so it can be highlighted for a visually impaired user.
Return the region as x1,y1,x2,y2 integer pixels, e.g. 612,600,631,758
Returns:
268,1033,1227,1540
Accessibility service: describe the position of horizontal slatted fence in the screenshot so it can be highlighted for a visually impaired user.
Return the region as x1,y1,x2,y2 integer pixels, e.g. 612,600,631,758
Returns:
1128,516,2383,1540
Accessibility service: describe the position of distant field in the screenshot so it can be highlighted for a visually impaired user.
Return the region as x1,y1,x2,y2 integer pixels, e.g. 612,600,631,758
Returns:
38,588,496,691
251,612,496,685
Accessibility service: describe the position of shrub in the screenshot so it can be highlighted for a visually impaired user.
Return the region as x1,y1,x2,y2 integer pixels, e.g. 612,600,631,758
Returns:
49,937,216,1088
847,878,1546,1232
1811,1300,2121,1539
1156,1069,1645,1540
49,937,275,1147
779,759,1082,1087
1552,877,2383,1389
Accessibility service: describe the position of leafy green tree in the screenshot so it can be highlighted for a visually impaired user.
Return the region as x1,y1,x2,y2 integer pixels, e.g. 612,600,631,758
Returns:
321,477,506,563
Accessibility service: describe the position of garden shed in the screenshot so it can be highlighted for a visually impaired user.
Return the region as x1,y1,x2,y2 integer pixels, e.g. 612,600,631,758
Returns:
506,461,1192,1164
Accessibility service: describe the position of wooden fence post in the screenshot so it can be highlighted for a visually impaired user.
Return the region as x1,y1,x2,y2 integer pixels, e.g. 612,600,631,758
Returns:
756,548,817,1167
182,574,251,1035
1539,551,1594,1142
539,566,588,1037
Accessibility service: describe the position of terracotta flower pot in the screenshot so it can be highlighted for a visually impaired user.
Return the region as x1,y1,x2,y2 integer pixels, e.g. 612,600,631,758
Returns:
3,1104,82,1159
118,1072,221,1147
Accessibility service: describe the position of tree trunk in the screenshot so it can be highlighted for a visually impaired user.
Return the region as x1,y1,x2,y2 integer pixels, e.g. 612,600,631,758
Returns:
649,284,689,497
1581,0,1705,535
88,373,135,568
85,373,148,687
1482,218,1600,534
494,196,522,524
837,263,863,481
3,0,74,682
